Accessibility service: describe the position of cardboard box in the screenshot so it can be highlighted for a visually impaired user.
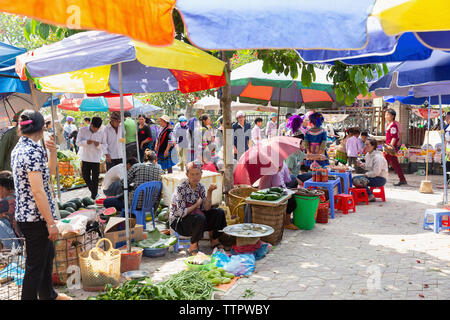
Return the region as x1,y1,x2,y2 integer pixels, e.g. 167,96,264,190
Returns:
104,217,145,248
161,170,223,207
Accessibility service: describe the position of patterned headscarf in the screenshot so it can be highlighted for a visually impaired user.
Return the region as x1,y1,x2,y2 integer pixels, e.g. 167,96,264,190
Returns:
309,112,324,128
287,114,303,135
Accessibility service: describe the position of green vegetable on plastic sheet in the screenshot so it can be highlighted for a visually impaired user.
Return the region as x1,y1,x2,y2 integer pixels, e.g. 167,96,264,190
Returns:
200,267,235,286
135,228,177,249
88,270,214,300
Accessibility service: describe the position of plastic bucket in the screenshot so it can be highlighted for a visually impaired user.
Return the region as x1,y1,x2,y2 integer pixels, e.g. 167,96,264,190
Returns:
293,194,320,230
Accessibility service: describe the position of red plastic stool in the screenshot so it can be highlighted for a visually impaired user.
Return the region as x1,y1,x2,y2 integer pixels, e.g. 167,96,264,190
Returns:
334,194,356,215
369,186,386,202
349,188,369,205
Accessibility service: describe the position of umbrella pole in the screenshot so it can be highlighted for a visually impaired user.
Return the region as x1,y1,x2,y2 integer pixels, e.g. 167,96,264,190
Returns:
50,93,62,202
276,87,281,129
439,95,448,205
420,99,433,193
118,63,131,252
131,95,140,163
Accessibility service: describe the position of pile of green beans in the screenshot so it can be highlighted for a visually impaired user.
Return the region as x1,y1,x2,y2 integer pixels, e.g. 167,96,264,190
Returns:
88,270,213,300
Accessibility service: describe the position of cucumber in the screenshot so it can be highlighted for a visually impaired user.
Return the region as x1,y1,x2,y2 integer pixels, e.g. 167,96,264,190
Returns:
250,192,265,200
263,193,282,201
64,206,76,213
269,187,284,194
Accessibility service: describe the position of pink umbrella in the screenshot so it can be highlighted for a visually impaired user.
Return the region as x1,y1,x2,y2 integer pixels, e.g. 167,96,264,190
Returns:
233,136,301,186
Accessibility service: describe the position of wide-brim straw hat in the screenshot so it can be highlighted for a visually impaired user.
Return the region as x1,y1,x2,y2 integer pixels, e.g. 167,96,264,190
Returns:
159,115,171,123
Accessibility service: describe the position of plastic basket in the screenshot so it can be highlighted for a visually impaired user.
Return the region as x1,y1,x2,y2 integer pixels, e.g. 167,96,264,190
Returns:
0,238,25,300
142,247,169,258
184,256,217,271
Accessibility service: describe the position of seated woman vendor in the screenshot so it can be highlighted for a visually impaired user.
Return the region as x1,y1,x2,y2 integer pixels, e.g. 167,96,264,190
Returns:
354,138,388,202
169,161,227,255
259,162,299,230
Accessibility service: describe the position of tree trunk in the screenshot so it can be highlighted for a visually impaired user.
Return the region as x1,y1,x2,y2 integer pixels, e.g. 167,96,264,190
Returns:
220,52,234,200
185,102,193,119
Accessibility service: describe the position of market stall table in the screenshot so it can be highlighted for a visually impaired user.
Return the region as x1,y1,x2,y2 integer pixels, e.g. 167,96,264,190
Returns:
303,178,342,219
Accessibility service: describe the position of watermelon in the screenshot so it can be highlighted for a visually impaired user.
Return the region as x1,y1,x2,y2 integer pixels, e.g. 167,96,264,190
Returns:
70,198,83,209
59,210,71,218
64,206,76,213
82,197,95,207
103,207,117,216
158,211,168,222
63,202,78,211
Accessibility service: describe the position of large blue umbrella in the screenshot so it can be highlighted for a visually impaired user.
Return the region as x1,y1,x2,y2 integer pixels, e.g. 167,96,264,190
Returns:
177,0,377,50
0,42,50,126
369,50,450,97
296,18,433,65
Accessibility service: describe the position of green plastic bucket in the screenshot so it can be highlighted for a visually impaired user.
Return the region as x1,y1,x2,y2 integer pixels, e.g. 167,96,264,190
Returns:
293,194,320,230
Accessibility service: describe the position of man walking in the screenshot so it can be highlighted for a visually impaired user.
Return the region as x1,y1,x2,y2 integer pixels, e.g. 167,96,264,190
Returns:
233,111,252,161
104,112,123,171
76,117,106,199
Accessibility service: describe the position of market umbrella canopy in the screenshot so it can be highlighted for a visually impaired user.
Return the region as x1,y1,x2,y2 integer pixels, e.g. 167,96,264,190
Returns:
230,60,335,108
129,104,162,117
374,0,450,38
178,0,377,50
0,0,177,47
57,95,137,112
193,95,278,112
233,136,301,186
369,50,450,98
384,94,450,106
296,17,433,65
15,31,226,94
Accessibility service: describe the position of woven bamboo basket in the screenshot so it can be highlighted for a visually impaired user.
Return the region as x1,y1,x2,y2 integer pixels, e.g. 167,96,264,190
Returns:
228,185,258,223
251,201,287,245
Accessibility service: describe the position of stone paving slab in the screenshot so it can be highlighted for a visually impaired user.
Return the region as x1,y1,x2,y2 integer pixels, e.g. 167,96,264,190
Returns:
59,171,450,300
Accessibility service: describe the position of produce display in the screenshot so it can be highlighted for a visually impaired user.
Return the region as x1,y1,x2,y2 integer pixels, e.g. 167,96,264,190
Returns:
135,229,177,249
200,266,235,285
249,187,285,201
57,197,96,218
88,270,214,300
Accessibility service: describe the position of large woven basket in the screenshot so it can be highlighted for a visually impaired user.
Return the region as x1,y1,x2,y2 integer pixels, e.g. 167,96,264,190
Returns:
228,185,258,223
251,201,287,245
78,238,121,291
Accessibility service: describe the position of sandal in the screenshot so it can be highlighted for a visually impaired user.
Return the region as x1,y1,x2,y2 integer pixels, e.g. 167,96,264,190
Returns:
284,223,299,230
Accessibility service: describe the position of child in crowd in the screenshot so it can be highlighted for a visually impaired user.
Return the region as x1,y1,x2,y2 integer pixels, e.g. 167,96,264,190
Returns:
335,128,352,165
346,128,363,168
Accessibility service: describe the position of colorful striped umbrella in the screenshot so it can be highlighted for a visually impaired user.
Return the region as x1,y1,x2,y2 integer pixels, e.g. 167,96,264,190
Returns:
57,95,140,112
15,31,226,94
230,61,335,108
0,0,177,47
374,0,450,37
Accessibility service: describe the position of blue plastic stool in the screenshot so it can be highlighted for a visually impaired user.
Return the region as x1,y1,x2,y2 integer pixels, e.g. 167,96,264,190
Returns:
304,178,342,219
423,209,450,234
173,230,191,253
